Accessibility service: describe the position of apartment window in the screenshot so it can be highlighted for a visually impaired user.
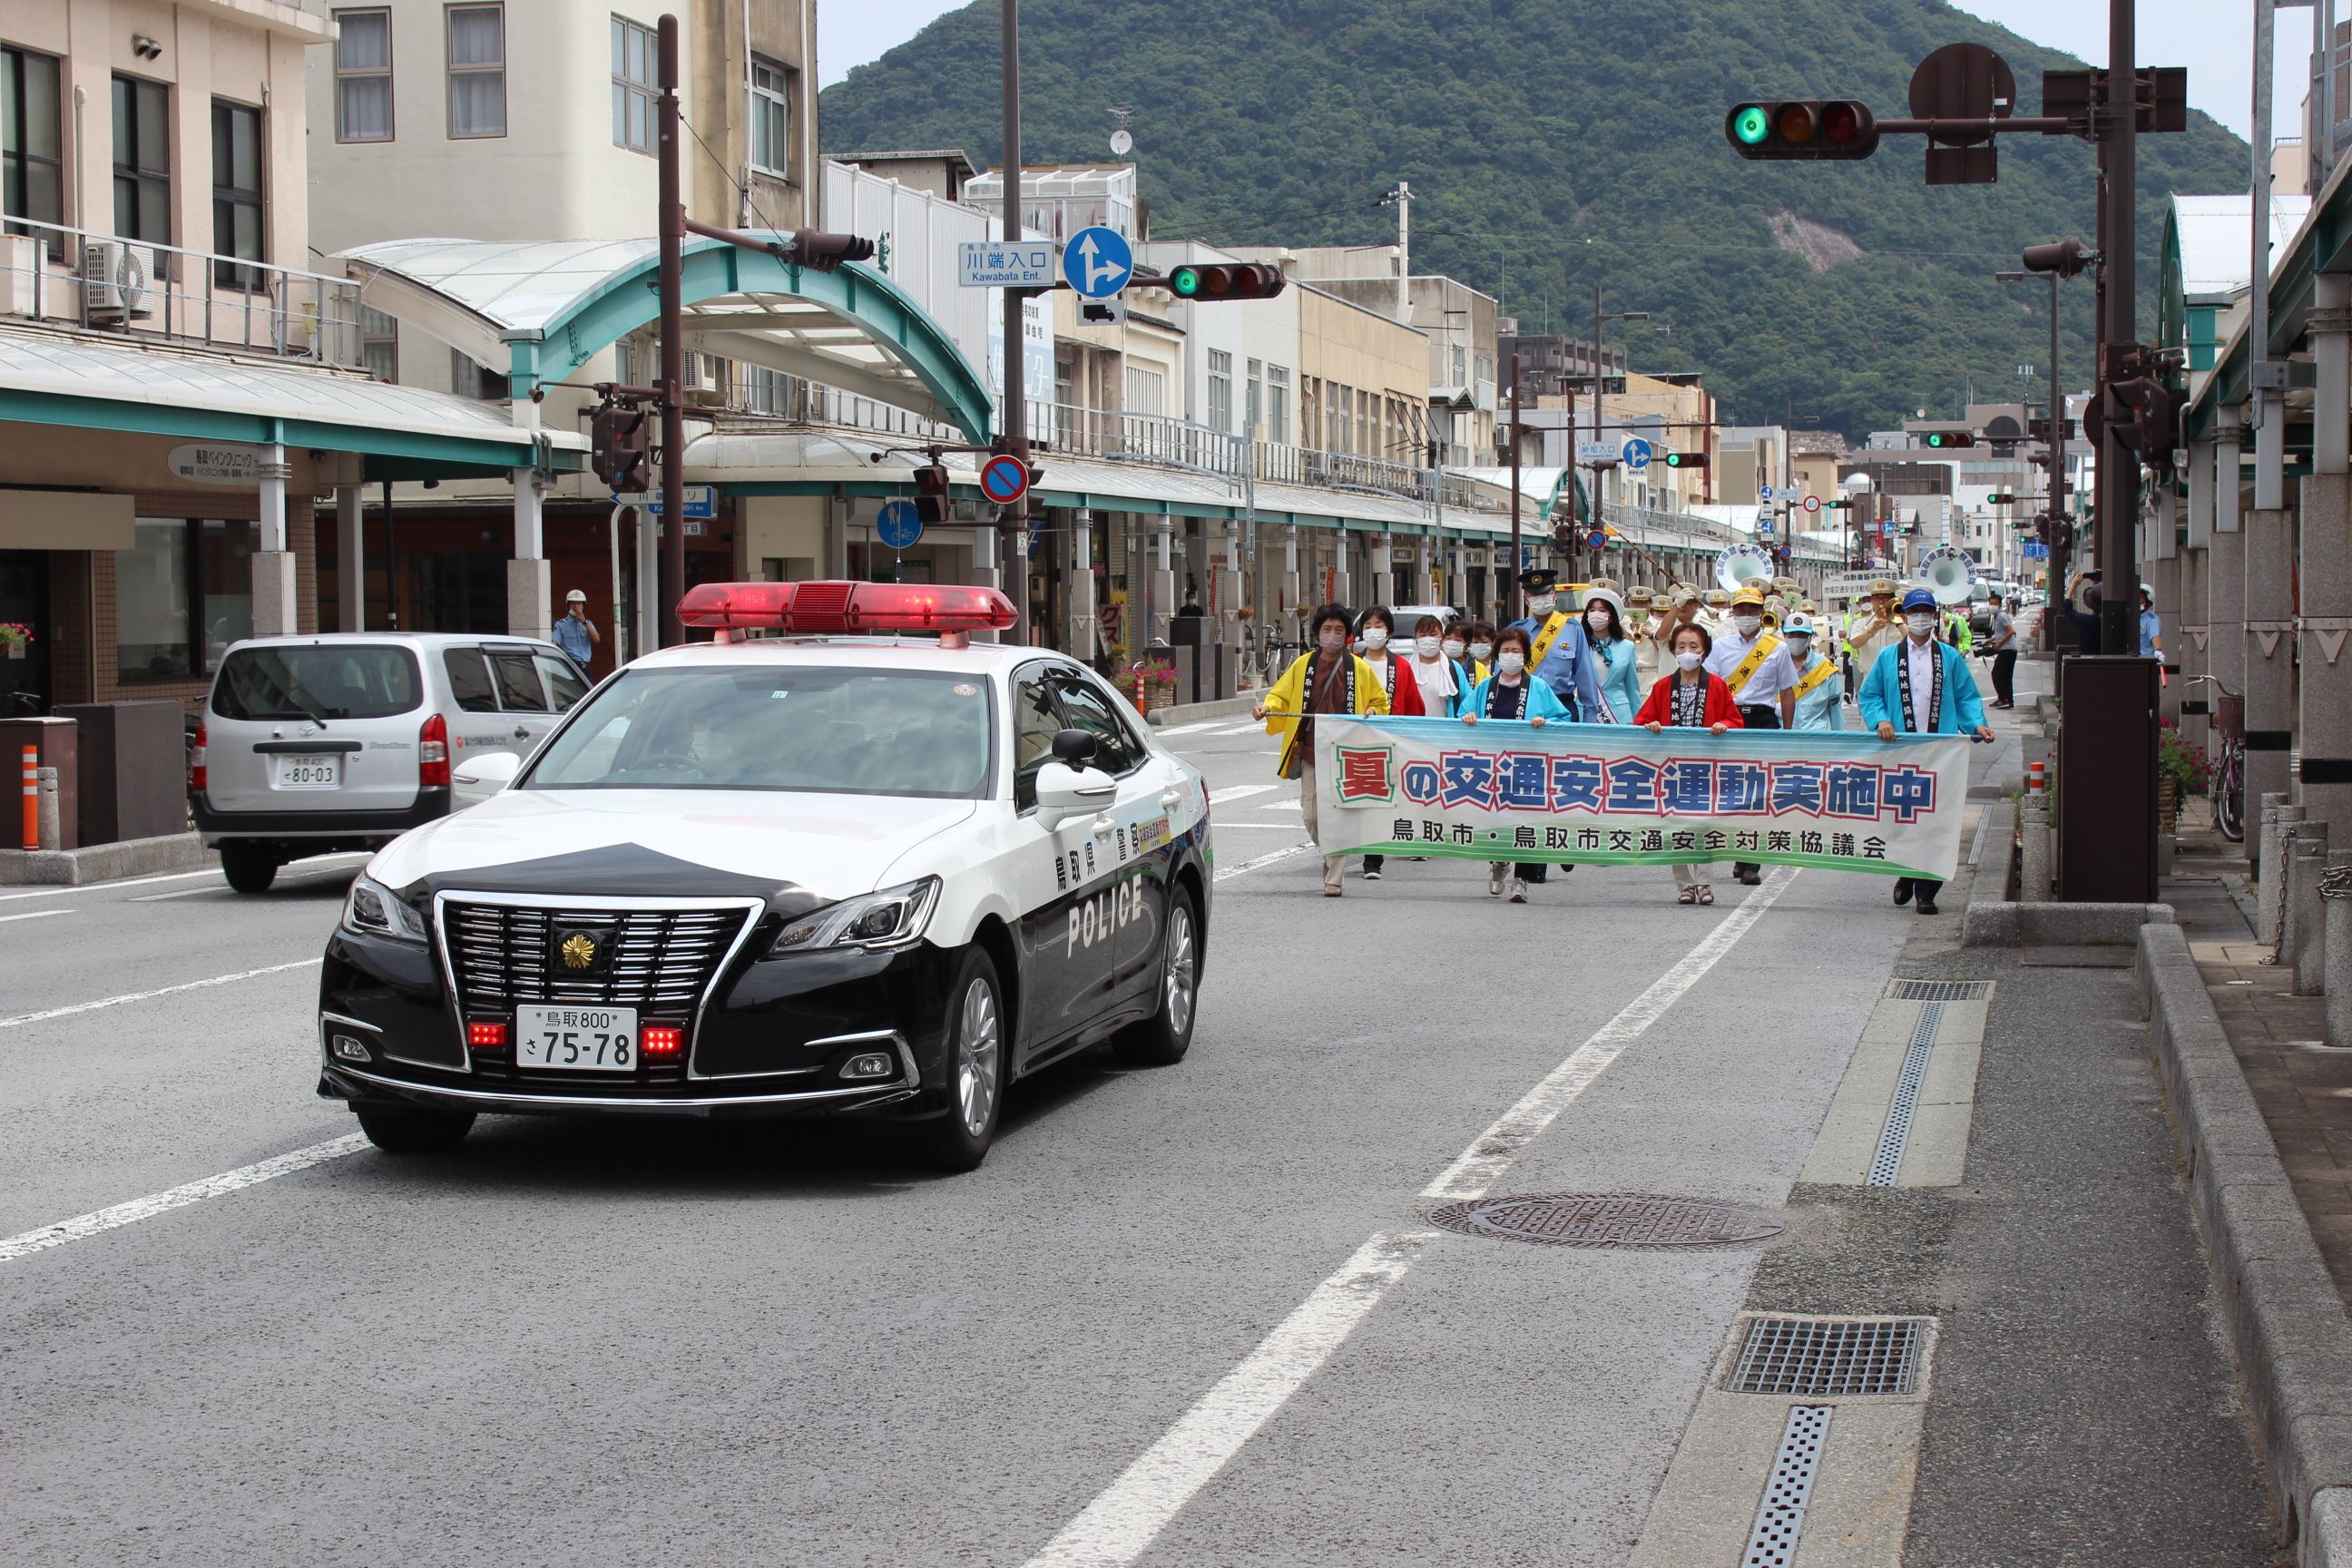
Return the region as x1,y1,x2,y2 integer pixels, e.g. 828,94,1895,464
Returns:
3,46,64,245
359,306,398,381
211,101,265,291
1267,366,1289,445
450,347,503,398
113,75,171,244
1245,358,1262,436
744,365,792,415
1124,365,1164,416
446,5,505,138
117,519,256,682
612,15,655,153
1334,384,1351,454
1451,345,1466,385
334,10,393,142
1207,349,1232,433
750,56,793,176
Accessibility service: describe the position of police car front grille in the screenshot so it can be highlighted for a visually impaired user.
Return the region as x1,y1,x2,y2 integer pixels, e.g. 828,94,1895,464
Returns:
443,901,750,1012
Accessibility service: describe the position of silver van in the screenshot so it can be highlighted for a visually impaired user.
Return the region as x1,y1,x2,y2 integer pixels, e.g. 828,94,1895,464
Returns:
193,632,590,892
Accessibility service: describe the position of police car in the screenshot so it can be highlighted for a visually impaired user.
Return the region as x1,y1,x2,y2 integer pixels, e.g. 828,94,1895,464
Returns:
316,581,1212,1171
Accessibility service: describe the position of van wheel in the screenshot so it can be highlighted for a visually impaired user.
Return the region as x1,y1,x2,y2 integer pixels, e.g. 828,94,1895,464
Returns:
220,843,279,894
1113,885,1199,1067
353,1103,475,1153
910,947,1004,1174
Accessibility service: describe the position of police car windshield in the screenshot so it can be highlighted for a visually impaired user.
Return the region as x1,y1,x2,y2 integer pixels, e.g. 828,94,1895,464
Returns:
524,665,995,798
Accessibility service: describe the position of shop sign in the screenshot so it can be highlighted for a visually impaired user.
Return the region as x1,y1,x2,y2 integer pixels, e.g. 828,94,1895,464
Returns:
166,443,284,486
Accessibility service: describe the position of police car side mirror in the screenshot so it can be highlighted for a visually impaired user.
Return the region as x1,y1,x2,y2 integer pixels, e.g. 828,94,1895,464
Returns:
1035,761,1117,827
1051,728,1097,766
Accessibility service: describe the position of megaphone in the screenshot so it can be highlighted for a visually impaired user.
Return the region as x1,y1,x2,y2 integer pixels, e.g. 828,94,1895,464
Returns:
1920,545,1976,605
1715,544,1775,594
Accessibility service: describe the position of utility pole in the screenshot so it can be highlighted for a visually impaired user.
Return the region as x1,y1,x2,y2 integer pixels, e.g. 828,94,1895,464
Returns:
1000,0,1030,645
655,15,686,648
2043,271,2069,648
1391,181,1411,320
2095,0,2139,657
1506,350,1522,621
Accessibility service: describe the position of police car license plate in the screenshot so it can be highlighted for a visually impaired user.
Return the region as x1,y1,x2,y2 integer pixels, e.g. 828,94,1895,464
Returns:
273,756,340,789
516,1005,637,1071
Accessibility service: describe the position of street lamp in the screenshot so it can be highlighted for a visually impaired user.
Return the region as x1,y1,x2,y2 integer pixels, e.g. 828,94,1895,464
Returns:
1998,262,2073,648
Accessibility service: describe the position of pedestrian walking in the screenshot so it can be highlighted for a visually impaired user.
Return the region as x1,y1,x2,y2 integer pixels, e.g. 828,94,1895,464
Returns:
1637,620,1742,906
1984,594,2019,709
1507,568,1602,722
1781,613,1846,731
1353,605,1426,881
552,589,600,672
1464,620,1496,676
2138,583,2161,661
1582,588,1642,724
1705,583,1798,885
1461,623,1569,903
1857,586,1995,916
1407,613,1473,719
1254,603,1391,897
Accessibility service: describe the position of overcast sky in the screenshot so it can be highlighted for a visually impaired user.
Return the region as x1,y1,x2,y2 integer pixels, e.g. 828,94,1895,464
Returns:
819,3,2306,143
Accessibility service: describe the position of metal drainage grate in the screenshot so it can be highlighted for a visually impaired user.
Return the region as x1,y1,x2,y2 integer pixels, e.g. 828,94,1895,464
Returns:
1725,1315,1929,1397
1867,1003,1943,1187
1429,1193,1784,1250
1743,1405,1833,1568
1886,978,1992,1002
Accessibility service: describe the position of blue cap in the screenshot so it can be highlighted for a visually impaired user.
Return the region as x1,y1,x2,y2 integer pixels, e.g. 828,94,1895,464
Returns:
1900,587,1939,612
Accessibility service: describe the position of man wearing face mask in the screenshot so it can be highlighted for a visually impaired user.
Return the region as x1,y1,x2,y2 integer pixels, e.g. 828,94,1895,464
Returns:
1704,583,1799,885
1254,603,1392,897
1507,567,1602,725
1858,586,1995,916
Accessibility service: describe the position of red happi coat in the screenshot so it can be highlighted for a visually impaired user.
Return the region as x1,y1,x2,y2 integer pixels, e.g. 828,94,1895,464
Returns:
1366,654,1426,717
1633,672,1744,729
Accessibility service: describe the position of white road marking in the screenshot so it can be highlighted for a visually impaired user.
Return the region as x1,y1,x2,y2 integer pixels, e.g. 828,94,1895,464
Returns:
1212,844,1310,882
1208,783,1279,804
1211,722,1265,735
0,1135,368,1264
1257,800,1302,811
0,958,323,1031
0,869,221,903
1210,822,1303,830
0,908,72,924
130,886,233,902
1155,721,1224,736
1020,868,1798,1568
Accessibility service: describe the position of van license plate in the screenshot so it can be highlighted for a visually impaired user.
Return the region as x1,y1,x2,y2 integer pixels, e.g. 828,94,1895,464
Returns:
516,1006,638,1071
273,757,341,789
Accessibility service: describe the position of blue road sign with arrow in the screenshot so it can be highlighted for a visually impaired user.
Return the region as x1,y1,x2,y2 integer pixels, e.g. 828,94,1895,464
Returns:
875,498,922,550
1063,226,1134,299
1620,436,1652,472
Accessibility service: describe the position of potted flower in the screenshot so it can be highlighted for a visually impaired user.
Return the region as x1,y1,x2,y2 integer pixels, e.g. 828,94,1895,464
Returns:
2155,718,2204,837
0,622,30,660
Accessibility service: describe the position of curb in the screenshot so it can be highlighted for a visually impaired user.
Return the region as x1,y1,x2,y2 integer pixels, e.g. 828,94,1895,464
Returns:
2138,921,2352,1565
1967,799,2017,910
1146,694,1260,727
0,831,214,887
1960,899,2172,947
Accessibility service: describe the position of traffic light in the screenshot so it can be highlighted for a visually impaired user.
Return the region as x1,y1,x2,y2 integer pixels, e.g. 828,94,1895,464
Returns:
1165,262,1288,301
1985,492,2017,505
1921,430,1976,449
2021,238,2094,278
913,462,952,524
1662,450,1708,470
590,402,650,493
1725,100,1879,160
776,230,877,271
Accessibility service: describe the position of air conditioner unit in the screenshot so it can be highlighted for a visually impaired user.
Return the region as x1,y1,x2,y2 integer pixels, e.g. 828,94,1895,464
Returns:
82,241,155,324
682,351,725,408
0,234,42,318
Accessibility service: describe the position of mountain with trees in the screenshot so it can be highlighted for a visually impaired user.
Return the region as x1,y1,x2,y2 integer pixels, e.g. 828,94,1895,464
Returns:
818,0,2250,436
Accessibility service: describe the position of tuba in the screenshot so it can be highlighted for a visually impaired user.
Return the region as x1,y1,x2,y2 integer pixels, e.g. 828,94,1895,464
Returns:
1919,546,1977,605
1715,544,1775,594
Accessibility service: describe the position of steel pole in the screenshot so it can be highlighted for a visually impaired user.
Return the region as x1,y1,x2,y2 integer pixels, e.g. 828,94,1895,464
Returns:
2096,0,2139,657
1000,0,1029,644
1507,350,1522,621
656,15,686,648
2045,271,2069,649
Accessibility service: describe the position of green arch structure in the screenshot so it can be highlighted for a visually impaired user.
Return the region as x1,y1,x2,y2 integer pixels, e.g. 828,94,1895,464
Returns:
505,238,994,443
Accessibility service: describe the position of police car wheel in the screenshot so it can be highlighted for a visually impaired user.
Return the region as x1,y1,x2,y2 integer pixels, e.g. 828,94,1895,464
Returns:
352,1102,475,1154
1113,885,1199,1068
912,948,1006,1173
220,842,279,894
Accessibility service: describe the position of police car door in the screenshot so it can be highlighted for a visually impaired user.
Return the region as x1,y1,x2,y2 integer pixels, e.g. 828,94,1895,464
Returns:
1050,671,1175,1003
1008,665,1124,1055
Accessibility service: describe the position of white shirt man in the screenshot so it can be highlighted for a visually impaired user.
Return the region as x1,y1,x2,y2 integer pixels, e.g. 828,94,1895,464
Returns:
1704,598,1798,725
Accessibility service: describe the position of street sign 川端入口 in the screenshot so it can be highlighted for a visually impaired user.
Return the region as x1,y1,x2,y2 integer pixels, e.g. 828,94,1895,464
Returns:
1575,440,1613,464
1062,226,1133,299
622,484,717,520
958,241,1058,289
876,498,922,551
980,454,1031,505
1620,436,1652,472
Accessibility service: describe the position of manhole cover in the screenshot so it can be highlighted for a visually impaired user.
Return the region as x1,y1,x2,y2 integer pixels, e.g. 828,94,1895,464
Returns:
1429,1193,1784,1250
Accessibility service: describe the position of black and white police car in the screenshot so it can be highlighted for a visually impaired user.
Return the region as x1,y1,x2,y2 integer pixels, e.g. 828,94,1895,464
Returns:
318,581,1211,1171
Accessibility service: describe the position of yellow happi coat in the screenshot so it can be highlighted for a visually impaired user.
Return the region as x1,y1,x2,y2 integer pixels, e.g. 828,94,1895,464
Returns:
1260,651,1391,778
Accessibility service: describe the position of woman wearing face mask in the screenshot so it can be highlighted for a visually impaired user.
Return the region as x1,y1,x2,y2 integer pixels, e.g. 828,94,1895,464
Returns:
1462,621,1498,685
1409,613,1470,719
1351,606,1425,881
1582,591,1642,725
1462,624,1569,903
1637,622,1743,906
1254,603,1392,896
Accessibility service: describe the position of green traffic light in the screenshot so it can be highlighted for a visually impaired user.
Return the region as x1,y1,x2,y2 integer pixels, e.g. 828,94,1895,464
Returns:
1733,105,1772,145
1926,432,1946,447
1171,267,1201,298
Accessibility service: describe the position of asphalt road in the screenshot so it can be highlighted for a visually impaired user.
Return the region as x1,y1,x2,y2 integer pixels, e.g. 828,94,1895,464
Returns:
0,670,2277,1565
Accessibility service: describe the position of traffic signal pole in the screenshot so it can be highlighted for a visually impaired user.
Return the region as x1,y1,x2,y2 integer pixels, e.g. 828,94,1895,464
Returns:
2095,0,2139,659
2043,269,2069,650
656,15,686,648
999,0,1030,647
1506,351,1522,621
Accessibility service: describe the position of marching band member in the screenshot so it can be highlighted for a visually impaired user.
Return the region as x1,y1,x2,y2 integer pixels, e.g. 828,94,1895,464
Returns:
1845,578,1903,700
1462,623,1570,904
1857,587,1994,917
1700,587,1733,637
1638,621,1743,906
1254,603,1392,897
1781,613,1847,731
1704,583,1798,886
1625,587,1661,686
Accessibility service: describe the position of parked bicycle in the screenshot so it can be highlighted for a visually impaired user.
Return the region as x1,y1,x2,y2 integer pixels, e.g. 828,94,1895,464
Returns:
2187,673,2246,842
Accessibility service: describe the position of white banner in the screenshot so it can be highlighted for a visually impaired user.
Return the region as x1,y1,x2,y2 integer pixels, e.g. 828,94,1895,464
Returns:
1313,717,1971,882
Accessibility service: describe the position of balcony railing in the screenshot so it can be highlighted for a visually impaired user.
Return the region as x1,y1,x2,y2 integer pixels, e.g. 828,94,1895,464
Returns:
0,216,364,366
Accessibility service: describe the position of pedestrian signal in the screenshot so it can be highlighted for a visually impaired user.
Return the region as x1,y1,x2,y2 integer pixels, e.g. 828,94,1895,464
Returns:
590,402,651,493
1166,263,1287,301
913,463,952,525
1725,100,1879,160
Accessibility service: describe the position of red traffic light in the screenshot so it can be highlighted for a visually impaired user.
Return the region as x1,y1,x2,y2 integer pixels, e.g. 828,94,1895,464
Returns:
1726,100,1878,161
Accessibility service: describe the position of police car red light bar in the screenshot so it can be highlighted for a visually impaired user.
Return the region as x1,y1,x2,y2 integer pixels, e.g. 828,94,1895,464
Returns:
467,1021,508,1050
642,1024,685,1057
676,581,1018,633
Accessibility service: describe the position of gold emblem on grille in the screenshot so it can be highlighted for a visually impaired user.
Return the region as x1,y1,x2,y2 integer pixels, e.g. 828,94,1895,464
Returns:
560,933,597,971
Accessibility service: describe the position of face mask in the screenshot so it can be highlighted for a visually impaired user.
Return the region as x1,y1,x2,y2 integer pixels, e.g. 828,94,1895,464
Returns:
1442,638,1465,659
1497,651,1526,676
1363,627,1388,652
1319,631,1345,652
1470,641,1494,662
1787,639,1811,660
1734,614,1761,636
1675,650,1705,671
1586,610,1612,634
1528,594,1556,616
1416,634,1442,658
1906,612,1937,635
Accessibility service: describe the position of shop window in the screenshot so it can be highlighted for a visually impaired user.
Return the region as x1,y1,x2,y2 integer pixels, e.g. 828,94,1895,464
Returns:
446,4,505,138
116,519,254,683
334,10,393,142
113,75,171,246
211,100,265,290
612,15,655,153
3,45,64,249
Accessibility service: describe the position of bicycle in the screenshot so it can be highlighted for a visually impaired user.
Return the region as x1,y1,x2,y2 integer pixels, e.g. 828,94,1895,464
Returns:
2187,673,2245,842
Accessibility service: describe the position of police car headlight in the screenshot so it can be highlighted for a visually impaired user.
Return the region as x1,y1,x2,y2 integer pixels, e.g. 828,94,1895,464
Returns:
771,877,940,956
341,876,428,945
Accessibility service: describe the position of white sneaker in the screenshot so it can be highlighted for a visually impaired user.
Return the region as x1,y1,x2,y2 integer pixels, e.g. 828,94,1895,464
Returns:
1508,881,1528,904
1488,864,1505,897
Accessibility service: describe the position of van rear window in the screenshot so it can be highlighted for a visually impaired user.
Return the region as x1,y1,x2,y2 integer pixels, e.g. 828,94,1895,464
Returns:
212,645,423,722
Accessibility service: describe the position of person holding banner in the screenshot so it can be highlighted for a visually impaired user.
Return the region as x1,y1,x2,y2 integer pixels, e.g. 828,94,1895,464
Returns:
1705,584,1798,886
1859,587,1995,916
1255,603,1392,897
1582,589,1642,725
1636,621,1742,906
1781,613,1847,731
1509,568,1601,723
1462,623,1570,903
1353,606,1425,882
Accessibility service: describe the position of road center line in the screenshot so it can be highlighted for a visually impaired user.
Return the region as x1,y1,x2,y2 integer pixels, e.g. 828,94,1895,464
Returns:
0,908,74,924
0,958,323,1030
1207,783,1279,804
1020,868,1798,1568
0,1135,368,1264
